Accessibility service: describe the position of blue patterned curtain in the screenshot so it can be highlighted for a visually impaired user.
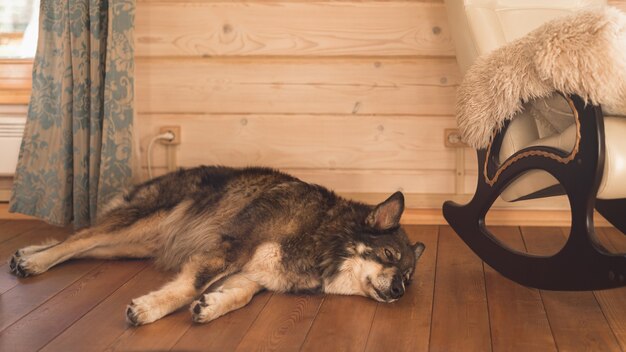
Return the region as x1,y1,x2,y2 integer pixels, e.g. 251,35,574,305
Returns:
10,0,135,228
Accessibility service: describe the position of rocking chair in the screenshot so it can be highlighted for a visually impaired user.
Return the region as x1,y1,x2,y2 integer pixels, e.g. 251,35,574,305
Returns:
442,0,626,290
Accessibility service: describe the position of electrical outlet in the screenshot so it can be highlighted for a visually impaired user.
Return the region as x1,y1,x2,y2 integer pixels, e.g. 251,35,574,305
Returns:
159,126,181,145
444,128,468,148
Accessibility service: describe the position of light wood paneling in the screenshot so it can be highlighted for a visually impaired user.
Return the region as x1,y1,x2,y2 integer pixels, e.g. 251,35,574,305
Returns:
133,0,612,215
138,114,457,170
135,58,459,115
134,0,460,206
135,1,454,58
288,169,454,194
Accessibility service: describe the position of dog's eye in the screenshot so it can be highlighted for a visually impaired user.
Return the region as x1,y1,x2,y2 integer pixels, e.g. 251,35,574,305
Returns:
384,248,394,261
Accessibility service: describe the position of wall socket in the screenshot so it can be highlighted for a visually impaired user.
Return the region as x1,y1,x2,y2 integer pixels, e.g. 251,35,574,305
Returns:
159,126,181,145
444,128,468,148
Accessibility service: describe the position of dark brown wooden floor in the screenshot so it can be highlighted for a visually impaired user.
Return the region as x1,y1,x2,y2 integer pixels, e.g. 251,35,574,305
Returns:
0,220,625,351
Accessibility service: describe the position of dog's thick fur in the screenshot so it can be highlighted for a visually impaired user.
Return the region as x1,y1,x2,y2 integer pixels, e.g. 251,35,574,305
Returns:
457,7,626,149
8,166,425,325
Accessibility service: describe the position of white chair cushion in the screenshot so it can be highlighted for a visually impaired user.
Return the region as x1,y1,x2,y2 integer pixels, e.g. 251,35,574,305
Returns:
499,114,626,201
597,116,626,199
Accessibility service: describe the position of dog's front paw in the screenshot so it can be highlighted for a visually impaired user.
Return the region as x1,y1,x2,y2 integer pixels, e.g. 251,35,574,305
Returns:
126,297,164,326
8,252,43,277
190,293,222,323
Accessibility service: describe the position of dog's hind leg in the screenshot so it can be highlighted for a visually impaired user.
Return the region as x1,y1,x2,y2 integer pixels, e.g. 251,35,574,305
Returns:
8,214,162,278
126,255,230,325
190,273,263,323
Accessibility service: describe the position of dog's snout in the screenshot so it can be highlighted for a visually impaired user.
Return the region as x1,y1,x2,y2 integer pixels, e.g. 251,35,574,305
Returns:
390,275,404,299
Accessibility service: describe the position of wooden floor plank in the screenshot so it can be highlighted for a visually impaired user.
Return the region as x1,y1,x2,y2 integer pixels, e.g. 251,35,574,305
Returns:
0,223,71,295
597,226,626,253
0,260,104,331
300,295,378,352
234,294,323,351
593,227,626,351
0,223,72,294
172,291,273,352
0,227,96,321
429,225,491,352
105,306,192,351
365,225,439,352
0,220,45,244
0,222,71,260
0,266,18,294
520,226,621,352
484,226,557,352
0,260,146,351
1,220,624,352
41,264,166,352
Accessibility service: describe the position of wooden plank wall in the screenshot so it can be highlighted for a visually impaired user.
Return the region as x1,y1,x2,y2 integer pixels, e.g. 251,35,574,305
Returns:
136,0,626,207
134,0,462,201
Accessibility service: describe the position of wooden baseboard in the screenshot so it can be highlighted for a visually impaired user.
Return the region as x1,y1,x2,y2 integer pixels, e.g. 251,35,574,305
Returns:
401,208,611,227
0,189,11,202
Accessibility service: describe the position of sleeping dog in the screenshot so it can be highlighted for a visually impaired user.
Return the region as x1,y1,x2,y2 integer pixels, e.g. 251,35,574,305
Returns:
9,166,425,325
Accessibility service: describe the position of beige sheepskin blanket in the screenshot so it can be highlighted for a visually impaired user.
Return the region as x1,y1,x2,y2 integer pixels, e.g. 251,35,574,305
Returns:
457,7,626,149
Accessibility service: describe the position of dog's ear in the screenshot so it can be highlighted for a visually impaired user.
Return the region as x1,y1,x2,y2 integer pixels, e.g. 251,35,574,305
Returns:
412,242,425,260
366,191,404,231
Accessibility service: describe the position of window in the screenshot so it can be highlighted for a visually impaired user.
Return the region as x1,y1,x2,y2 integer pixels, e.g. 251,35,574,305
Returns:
0,0,37,105
0,0,39,58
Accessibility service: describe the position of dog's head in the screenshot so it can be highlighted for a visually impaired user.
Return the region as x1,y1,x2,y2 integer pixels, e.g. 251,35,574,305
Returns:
334,192,425,302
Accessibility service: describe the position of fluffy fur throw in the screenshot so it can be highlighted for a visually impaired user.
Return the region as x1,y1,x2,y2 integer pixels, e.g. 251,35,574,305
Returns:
457,7,626,149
